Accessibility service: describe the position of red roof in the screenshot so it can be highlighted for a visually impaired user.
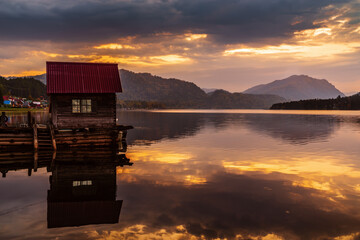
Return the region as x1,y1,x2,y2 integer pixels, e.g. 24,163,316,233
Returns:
46,62,122,94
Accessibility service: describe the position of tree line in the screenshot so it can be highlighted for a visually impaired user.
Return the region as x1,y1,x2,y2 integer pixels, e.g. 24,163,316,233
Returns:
0,76,47,104
271,94,360,110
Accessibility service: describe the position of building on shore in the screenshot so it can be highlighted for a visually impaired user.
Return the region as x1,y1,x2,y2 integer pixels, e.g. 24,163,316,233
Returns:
47,62,122,129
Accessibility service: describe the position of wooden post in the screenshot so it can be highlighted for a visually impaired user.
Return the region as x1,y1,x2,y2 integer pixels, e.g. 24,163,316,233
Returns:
51,151,56,171
27,111,32,127
49,124,57,151
33,123,38,151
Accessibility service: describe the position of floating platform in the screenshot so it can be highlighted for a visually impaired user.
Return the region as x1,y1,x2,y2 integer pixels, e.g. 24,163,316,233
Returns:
0,124,133,150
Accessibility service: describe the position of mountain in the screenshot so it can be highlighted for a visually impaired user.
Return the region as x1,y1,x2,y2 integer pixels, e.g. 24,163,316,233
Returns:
18,70,286,108
202,88,220,94
205,90,286,109
0,76,46,99
119,69,286,109
119,69,208,108
271,93,360,110
244,75,345,101
31,74,47,85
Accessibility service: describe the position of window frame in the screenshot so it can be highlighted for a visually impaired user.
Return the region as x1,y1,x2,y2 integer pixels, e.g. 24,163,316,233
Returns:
72,98,92,114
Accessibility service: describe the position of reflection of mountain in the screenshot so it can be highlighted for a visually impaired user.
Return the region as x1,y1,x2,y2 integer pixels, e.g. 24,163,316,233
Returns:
242,114,340,144
117,111,206,145
118,111,340,145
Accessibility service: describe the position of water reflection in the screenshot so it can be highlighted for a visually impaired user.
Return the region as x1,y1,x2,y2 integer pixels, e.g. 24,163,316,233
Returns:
115,172,360,240
0,149,132,230
1,110,360,239
47,152,128,228
117,110,346,145
3,111,49,126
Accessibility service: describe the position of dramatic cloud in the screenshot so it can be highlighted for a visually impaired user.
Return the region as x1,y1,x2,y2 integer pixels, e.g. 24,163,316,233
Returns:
0,0,359,92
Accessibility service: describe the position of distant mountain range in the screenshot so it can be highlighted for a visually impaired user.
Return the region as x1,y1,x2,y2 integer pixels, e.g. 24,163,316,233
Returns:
244,75,345,101
118,69,285,109
1,71,349,109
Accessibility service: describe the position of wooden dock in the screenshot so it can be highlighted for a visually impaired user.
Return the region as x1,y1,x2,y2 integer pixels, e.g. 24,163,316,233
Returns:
0,123,133,150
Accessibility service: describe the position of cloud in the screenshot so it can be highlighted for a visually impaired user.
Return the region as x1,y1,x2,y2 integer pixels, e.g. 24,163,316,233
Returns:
0,0,356,44
0,0,359,93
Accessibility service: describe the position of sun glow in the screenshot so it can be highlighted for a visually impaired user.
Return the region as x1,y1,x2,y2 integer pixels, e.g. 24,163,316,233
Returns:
94,43,137,50
223,43,360,58
5,70,45,77
185,33,207,41
149,54,192,64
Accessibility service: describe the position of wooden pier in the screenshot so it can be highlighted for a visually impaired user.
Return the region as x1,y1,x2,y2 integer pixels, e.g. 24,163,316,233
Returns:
0,112,133,151
0,125,132,150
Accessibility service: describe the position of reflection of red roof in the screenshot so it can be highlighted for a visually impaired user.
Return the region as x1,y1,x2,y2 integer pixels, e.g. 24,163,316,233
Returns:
46,62,122,94
47,200,122,228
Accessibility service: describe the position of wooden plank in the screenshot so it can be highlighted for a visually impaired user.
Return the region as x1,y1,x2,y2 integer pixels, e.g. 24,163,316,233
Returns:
0,138,33,142
0,142,33,145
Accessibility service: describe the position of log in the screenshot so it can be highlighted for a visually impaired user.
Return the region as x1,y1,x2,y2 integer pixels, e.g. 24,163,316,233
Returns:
0,138,33,142
0,142,33,145
33,124,38,151
49,124,57,151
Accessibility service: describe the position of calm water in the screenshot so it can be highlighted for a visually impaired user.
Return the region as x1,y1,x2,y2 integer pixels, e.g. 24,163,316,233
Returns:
1,110,360,240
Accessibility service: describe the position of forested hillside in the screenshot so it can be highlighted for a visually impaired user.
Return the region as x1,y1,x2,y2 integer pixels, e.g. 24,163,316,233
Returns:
271,94,360,110
119,70,286,109
0,76,46,99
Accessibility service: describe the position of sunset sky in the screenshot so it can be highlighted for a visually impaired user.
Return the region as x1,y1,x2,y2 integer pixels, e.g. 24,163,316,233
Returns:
0,0,359,93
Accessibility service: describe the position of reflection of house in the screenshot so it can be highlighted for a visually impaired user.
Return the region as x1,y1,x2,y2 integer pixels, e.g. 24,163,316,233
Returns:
47,62,122,129
47,157,124,228
0,137,132,228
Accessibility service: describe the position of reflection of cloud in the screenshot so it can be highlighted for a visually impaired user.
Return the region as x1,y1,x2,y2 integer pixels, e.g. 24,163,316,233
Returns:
128,150,193,164
112,172,360,239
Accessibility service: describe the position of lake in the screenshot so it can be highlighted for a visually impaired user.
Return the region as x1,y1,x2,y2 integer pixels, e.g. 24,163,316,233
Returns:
1,109,360,240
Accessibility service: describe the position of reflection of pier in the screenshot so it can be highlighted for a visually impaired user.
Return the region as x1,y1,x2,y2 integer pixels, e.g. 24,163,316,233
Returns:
0,147,132,228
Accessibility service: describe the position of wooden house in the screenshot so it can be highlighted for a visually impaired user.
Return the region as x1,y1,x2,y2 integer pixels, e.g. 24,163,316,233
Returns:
47,62,122,129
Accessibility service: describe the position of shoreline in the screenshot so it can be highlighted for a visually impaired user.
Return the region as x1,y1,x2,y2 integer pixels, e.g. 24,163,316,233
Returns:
0,107,48,113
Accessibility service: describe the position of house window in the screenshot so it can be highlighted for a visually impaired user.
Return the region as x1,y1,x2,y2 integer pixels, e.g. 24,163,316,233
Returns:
72,99,80,113
73,180,93,187
72,99,92,113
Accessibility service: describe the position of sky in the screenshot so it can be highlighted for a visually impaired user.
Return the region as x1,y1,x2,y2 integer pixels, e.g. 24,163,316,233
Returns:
0,0,359,93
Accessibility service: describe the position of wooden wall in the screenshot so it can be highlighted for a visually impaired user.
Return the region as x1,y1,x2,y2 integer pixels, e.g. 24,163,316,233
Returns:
50,94,116,129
